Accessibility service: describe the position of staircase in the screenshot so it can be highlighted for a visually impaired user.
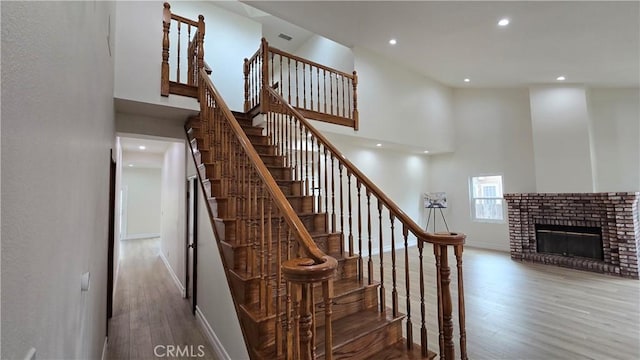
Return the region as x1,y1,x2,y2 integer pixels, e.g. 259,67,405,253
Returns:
186,111,431,359
164,4,467,359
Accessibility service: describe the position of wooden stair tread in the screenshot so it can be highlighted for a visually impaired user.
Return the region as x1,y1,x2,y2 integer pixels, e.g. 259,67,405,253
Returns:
315,308,404,355
364,340,437,360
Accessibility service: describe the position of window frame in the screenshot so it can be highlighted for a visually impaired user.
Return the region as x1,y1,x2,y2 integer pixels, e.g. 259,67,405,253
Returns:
469,174,505,223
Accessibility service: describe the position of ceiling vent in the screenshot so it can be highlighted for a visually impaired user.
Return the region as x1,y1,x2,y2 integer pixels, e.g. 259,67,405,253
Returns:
278,33,293,41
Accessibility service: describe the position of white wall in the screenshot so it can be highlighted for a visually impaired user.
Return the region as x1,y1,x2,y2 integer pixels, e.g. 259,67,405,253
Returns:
308,47,454,153
322,133,431,252
186,153,249,359
121,167,162,238
587,88,640,192
529,87,595,193
170,1,262,111
114,0,261,112
2,1,115,359
429,89,536,251
114,1,200,112
294,35,355,74
160,142,187,294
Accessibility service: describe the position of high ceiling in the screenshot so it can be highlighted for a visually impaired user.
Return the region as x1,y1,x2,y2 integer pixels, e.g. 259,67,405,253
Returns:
242,0,640,88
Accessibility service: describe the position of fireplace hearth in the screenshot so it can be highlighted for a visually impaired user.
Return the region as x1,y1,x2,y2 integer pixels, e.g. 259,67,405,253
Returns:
504,192,640,279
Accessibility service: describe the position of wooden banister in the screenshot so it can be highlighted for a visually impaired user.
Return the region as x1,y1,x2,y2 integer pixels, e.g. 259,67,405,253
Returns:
266,86,462,247
263,86,467,359
199,69,336,269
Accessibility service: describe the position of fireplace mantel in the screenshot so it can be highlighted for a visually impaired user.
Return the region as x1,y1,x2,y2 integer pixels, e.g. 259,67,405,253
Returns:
504,192,640,279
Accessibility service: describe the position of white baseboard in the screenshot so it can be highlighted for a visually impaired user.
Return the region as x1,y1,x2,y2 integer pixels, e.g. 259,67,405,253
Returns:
121,233,160,241
159,251,186,298
195,306,231,360
101,337,108,360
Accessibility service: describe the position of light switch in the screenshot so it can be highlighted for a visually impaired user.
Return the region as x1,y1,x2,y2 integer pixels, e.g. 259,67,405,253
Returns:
81,272,90,291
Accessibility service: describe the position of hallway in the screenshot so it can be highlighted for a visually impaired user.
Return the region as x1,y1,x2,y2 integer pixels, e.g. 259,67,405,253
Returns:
106,238,218,360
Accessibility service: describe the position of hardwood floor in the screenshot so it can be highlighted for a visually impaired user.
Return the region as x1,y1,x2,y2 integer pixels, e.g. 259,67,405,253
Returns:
106,238,217,360
376,245,640,360
106,238,639,360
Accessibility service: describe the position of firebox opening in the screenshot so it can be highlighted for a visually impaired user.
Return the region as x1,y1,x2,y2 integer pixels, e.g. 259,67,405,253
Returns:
535,224,603,260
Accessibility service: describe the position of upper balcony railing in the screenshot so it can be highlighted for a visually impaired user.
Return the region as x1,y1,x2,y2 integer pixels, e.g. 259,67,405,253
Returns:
161,2,210,98
245,38,359,130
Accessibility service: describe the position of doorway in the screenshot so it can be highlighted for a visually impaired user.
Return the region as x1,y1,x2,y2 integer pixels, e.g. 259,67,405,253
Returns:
186,176,198,314
107,150,116,333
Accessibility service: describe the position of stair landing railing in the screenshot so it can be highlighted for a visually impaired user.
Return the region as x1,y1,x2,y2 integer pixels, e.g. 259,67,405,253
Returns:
244,38,359,130
161,2,210,98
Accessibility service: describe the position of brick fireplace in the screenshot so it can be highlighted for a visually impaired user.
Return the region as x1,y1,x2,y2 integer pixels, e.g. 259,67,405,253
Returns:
504,192,640,279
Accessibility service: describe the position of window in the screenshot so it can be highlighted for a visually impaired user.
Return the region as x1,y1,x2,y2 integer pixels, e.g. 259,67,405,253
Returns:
470,175,504,222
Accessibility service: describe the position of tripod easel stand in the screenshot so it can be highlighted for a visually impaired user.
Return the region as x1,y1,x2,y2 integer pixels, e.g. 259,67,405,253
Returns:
425,205,449,233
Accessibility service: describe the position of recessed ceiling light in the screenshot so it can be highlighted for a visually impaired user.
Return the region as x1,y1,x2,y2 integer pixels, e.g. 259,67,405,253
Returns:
464,78,470,83
128,164,134,167
389,39,397,45
423,150,430,154
376,143,382,147
139,145,146,150
556,76,566,81
498,18,510,27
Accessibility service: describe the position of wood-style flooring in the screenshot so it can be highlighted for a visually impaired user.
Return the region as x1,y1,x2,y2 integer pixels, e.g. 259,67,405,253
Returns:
106,238,217,360
377,245,640,360
106,238,640,360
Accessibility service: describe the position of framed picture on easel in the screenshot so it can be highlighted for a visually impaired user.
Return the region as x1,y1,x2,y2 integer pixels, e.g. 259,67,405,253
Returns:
424,192,448,209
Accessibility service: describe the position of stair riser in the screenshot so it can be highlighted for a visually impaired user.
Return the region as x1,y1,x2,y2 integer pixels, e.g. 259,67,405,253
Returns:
317,319,403,360
277,181,304,196
229,271,260,306
210,195,315,219
248,134,270,145
223,241,296,273
314,285,378,327
254,144,276,156
268,167,292,181
260,155,286,167
216,213,328,244
313,233,343,258
239,311,275,351
242,126,264,136
208,198,234,219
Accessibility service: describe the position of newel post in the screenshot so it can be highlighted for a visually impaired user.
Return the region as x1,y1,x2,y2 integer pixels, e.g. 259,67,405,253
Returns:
161,3,171,97
244,58,250,112
260,37,270,114
197,15,205,86
352,70,359,130
430,231,466,360
282,256,337,360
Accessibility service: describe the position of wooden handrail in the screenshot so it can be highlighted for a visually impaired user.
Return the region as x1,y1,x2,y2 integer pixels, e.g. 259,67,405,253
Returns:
171,12,198,27
199,69,337,268
266,87,463,247
268,46,355,79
